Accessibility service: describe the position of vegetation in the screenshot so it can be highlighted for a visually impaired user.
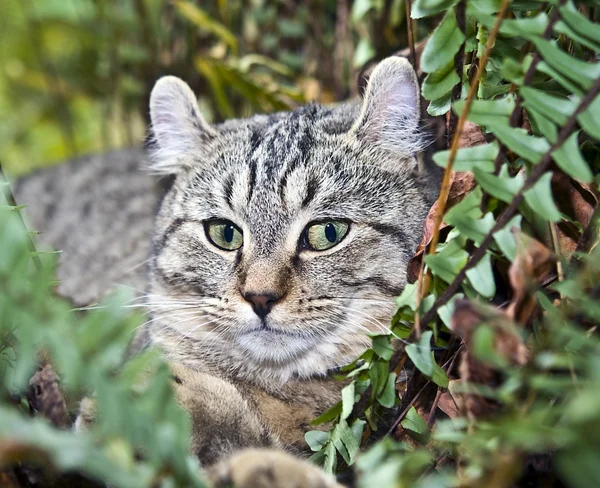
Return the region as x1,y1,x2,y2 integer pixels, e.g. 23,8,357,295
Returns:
1,0,600,487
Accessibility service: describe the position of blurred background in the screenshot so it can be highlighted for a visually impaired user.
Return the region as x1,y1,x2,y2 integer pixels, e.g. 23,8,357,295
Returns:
0,0,429,176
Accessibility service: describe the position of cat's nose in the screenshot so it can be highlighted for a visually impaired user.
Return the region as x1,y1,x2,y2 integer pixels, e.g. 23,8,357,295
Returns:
244,292,281,319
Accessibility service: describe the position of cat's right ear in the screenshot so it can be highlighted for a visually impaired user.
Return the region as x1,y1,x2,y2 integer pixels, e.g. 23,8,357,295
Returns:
147,76,216,175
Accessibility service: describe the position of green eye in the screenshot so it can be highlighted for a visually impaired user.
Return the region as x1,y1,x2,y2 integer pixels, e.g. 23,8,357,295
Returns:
204,220,243,251
305,221,349,251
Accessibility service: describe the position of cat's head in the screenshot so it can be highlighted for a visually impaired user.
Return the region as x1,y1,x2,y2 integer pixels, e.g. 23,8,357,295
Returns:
146,57,436,383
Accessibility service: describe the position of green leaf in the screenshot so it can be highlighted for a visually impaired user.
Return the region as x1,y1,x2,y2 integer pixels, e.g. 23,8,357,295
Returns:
444,186,483,222
465,251,496,298
438,294,464,328
577,95,600,140
323,441,337,474
554,20,600,52
421,11,465,73
370,361,390,398
493,215,522,261
341,382,356,420
445,190,496,244
311,401,342,425
433,142,499,172
337,419,362,465
472,10,548,39
427,93,453,116
401,406,428,434
372,335,395,361
353,37,376,68
536,61,586,97
411,0,459,19
520,87,576,126
456,98,514,126
396,283,419,311
559,2,600,46
430,358,450,388
425,239,469,283
175,1,238,52
422,62,460,101
531,38,600,91
474,165,524,203
490,125,550,164
526,107,558,144
406,331,434,377
377,372,397,408
305,430,330,451
552,132,593,183
524,172,561,223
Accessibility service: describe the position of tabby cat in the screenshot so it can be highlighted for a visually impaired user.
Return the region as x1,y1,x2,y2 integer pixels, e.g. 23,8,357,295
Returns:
15,56,438,487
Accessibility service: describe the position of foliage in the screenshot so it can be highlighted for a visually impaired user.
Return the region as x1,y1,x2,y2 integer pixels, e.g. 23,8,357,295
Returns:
0,178,207,486
1,0,600,487
303,1,600,487
0,0,425,176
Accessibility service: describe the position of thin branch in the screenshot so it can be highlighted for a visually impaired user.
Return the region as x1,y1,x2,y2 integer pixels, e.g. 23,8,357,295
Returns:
420,77,600,327
405,0,417,71
426,346,461,427
415,0,512,322
386,347,463,437
488,1,568,178
0,160,42,272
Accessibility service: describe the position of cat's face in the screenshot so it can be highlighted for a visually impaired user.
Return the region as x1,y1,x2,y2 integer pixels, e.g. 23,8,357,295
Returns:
146,58,434,382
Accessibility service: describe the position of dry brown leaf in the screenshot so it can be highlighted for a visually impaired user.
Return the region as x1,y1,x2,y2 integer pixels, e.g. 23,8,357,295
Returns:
506,230,556,324
551,173,599,259
451,300,529,420
437,390,461,419
407,171,476,282
29,364,70,429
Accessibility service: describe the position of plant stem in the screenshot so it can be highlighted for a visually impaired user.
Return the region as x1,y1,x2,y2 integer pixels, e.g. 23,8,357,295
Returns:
420,77,600,327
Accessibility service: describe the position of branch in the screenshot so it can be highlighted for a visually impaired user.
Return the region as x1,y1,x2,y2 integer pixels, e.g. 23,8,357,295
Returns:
420,77,600,327
414,0,511,337
489,0,568,177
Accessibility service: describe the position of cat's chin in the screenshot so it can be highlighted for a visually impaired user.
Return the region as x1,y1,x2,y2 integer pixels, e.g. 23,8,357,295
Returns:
235,327,316,365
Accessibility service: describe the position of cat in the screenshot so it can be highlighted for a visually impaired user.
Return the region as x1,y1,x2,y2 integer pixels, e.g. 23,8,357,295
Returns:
15,56,438,487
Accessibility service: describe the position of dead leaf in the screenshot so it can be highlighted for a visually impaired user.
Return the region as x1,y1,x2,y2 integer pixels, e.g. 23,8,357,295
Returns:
407,171,476,282
437,390,460,419
551,173,598,259
450,300,529,419
506,230,556,324
29,364,70,429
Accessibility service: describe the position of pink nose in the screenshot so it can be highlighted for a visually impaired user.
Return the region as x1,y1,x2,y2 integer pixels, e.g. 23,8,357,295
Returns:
243,293,281,319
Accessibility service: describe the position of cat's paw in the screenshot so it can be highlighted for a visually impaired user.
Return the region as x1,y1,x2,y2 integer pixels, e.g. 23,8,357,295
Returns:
208,448,343,488
73,397,97,432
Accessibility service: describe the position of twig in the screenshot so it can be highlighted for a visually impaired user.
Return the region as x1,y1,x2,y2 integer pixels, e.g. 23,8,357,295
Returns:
405,0,416,71
415,0,512,327
0,161,42,271
426,347,461,427
420,77,600,327
488,1,568,178
386,348,463,437
448,1,467,146
549,222,564,282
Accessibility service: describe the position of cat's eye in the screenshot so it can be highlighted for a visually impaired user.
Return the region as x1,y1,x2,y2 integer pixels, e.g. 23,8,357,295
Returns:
304,221,349,251
204,220,243,251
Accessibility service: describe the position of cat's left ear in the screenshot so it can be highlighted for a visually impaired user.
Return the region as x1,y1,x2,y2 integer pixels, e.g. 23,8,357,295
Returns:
147,76,217,174
351,57,423,156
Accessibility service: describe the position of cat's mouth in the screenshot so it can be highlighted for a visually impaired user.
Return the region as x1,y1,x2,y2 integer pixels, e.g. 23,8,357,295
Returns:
242,322,312,339
234,322,318,364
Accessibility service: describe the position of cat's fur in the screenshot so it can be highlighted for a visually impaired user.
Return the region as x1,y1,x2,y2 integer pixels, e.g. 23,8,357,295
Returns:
15,57,438,486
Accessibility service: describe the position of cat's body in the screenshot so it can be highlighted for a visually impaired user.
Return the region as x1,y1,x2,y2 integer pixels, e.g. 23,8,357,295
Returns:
15,57,438,487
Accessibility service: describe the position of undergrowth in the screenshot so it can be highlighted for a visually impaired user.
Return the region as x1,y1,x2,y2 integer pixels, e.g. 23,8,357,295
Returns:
1,0,600,487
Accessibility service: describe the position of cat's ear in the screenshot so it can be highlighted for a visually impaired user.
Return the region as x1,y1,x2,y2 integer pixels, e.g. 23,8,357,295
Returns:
147,76,216,174
351,57,423,155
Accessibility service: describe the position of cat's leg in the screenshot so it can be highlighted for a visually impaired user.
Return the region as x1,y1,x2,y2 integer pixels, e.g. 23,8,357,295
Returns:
170,363,279,465
208,449,343,488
